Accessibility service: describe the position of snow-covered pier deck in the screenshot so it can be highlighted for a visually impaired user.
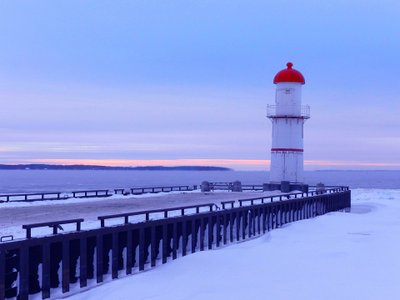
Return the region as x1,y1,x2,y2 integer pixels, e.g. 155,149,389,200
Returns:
0,190,283,239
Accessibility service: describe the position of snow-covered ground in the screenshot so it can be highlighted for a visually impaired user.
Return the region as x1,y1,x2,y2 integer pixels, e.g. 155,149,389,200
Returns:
65,189,400,300
0,190,282,239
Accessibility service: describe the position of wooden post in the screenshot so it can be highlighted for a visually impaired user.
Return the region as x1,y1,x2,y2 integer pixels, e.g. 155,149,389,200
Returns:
150,226,157,267
19,246,29,300
200,218,205,251
126,230,133,274
207,216,213,250
172,222,178,259
79,238,88,287
42,243,51,298
96,235,103,283
62,240,70,293
182,221,187,256
138,228,145,270
191,220,196,253
162,225,168,263
112,233,119,279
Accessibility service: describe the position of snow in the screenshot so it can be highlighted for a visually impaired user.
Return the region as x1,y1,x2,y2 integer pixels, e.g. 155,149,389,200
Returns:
0,190,282,239
65,189,400,300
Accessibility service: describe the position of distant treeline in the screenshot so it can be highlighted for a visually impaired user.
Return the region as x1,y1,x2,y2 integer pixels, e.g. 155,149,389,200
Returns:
0,164,232,171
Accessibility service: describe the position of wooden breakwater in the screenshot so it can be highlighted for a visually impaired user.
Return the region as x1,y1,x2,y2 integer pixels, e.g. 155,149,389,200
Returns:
0,187,350,300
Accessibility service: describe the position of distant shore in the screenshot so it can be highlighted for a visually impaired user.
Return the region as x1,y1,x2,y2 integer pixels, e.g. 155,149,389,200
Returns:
0,164,232,171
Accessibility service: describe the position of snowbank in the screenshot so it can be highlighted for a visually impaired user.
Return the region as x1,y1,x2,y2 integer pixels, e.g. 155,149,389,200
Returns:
66,189,400,300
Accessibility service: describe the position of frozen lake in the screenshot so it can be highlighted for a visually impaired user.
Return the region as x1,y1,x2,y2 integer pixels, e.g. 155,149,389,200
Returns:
0,170,399,193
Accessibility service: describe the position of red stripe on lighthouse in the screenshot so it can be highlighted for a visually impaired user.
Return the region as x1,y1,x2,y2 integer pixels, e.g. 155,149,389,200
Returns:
271,148,304,152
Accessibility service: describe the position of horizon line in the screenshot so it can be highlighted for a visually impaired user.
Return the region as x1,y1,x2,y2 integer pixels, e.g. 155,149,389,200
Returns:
2,158,400,171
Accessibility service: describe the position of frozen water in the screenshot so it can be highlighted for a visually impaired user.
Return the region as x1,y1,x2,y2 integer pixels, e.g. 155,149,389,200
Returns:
1,170,399,193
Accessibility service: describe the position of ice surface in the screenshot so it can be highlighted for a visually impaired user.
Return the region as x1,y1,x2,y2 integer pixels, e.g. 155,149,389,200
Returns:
1,170,399,193
63,189,400,300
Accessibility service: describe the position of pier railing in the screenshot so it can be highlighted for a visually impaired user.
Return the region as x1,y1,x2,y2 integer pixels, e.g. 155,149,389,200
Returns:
0,184,348,204
130,185,196,194
98,203,216,228
209,182,348,194
208,182,265,191
71,190,110,198
0,192,64,203
22,219,84,239
0,185,198,203
0,189,351,300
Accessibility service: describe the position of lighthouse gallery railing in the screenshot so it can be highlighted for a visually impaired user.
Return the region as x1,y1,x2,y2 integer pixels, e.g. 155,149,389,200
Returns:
267,104,310,118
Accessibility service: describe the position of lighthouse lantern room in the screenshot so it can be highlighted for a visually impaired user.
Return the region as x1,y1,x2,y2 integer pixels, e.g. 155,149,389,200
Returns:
267,62,310,186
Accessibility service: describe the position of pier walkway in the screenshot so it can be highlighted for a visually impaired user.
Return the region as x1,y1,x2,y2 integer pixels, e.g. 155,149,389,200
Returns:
0,191,281,239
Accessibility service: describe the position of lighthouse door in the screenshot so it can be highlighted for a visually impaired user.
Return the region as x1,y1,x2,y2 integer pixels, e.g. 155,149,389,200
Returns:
282,152,298,182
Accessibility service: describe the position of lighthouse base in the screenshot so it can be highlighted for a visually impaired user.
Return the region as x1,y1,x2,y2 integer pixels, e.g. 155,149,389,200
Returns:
263,181,309,193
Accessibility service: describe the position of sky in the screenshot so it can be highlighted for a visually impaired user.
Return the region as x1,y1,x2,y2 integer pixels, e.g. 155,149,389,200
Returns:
0,0,399,170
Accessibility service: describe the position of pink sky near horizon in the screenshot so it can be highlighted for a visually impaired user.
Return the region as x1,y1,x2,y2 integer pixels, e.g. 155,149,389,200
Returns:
21,158,400,171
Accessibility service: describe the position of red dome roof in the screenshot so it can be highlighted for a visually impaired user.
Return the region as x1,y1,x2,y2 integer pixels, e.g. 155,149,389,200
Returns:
273,62,305,84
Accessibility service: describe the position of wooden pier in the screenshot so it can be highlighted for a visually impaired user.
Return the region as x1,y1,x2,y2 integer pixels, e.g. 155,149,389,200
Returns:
0,187,350,300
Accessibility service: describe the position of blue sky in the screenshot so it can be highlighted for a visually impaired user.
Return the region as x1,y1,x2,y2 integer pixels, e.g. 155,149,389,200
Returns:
0,1,399,170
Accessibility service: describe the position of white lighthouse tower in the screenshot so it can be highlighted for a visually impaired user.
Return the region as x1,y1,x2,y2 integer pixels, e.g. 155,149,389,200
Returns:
267,62,310,184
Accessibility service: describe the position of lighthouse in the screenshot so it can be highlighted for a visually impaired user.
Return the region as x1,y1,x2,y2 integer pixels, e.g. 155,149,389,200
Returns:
267,62,310,187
